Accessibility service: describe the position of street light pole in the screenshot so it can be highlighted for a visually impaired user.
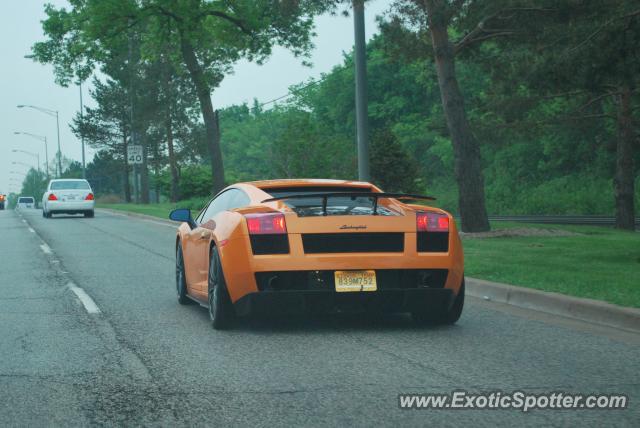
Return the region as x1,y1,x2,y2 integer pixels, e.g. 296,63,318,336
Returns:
79,83,86,179
17,105,62,178
353,0,370,182
55,111,62,178
14,132,50,181
12,149,40,174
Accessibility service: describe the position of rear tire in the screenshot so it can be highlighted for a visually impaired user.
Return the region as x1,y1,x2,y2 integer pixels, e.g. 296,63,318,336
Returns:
208,246,234,330
412,279,465,326
176,244,190,305
84,210,94,218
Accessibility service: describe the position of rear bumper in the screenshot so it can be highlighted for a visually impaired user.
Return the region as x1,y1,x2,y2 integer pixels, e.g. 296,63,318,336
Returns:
46,200,95,213
233,288,454,317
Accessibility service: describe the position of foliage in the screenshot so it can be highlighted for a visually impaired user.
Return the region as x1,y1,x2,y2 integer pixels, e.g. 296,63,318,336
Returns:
31,1,639,219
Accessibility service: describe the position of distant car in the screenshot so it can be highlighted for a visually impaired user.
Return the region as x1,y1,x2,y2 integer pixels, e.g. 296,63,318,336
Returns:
0,194,5,210
42,179,95,218
17,196,35,209
169,179,465,329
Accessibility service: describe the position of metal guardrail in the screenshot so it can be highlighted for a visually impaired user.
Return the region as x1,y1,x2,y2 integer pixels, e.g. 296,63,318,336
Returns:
487,215,640,226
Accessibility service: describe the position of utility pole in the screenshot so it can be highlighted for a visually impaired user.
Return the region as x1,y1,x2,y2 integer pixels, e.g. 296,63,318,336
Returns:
353,0,370,182
128,23,139,203
55,111,62,177
79,83,86,179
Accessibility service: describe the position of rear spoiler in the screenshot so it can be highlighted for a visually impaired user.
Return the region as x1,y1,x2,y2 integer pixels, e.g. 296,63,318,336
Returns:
261,192,436,216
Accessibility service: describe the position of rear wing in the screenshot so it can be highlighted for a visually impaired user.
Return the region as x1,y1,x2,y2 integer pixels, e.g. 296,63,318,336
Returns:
261,192,436,216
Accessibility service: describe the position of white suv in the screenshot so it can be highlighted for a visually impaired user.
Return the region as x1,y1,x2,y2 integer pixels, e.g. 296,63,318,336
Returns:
42,179,95,218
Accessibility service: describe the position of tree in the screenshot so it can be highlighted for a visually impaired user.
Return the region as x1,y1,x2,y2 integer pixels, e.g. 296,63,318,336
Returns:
527,1,640,230
72,78,133,202
465,0,639,229
380,1,491,231
370,129,419,193
32,0,341,195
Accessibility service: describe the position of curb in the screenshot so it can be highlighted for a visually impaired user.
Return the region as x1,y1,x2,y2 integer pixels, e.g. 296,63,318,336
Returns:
97,208,176,226
467,277,640,333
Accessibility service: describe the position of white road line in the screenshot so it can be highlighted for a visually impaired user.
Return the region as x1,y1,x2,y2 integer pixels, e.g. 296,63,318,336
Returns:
24,212,103,316
67,282,101,314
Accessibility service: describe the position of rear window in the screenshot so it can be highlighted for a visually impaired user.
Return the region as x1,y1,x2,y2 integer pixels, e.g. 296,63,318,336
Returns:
263,186,398,217
50,180,90,190
18,197,34,203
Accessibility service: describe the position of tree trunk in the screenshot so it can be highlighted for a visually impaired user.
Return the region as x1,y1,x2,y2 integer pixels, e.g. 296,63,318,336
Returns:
163,80,180,202
140,136,150,204
166,115,180,202
152,140,161,204
122,133,131,203
614,84,636,230
425,0,490,232
179,35,225,195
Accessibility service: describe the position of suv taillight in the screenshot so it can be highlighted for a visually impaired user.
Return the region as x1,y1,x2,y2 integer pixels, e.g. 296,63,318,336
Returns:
48,194,58,201
416,212,449,232
245,213,287,235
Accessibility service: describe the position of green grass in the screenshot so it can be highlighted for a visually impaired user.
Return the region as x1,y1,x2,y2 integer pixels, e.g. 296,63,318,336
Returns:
463,222,640,308
98,202,176,219
98,197,209,220
98,203,639,308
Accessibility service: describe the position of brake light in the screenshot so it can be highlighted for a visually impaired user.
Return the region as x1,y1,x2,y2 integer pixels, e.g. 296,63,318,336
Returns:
245,213,287,235
416,212,449,232
48,194,58,201
85,193,94,201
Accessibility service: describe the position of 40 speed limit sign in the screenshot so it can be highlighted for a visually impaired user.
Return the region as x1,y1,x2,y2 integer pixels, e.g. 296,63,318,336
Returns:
127,145,144,164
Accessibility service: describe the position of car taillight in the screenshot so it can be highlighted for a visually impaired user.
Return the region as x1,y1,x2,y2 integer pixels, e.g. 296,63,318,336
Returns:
245,213,287,235
416,212,449,232
48,194,58,201
85,193,94,201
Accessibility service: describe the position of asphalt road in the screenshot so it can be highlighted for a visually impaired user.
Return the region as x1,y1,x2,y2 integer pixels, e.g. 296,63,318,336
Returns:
1,208,638,426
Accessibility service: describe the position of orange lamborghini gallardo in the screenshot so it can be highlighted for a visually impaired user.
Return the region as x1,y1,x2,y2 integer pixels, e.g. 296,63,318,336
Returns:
169,179,464,329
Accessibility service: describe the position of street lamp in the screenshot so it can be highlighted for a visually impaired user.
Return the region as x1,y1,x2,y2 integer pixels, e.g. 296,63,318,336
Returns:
12,161,33,169
17,104,62,178
14,131,50,180
12,149,40,173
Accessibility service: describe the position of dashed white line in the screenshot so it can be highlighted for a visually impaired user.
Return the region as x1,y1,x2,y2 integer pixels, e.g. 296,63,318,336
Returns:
67,282,101,314
25,216,102,315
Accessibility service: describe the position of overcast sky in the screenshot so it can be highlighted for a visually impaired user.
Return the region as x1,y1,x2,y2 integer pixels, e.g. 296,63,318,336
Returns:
0,0,388,195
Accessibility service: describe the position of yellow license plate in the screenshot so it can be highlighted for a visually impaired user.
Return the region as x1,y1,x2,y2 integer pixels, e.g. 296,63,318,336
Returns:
334,270,377,292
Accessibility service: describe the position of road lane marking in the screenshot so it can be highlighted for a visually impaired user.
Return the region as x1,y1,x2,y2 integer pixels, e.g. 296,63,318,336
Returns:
20,213,103,316
67,282,101,314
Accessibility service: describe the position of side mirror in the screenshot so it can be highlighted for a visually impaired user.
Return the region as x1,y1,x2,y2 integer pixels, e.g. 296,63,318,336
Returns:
169,208,196,230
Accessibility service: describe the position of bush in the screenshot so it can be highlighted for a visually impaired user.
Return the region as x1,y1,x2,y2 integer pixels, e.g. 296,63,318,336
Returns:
96,194,122,204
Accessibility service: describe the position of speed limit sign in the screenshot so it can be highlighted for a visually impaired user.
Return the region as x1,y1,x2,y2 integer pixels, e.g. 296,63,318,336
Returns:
127,145,144,164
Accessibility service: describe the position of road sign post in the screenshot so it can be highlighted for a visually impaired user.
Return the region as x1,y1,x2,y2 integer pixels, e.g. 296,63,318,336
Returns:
127,145,143,203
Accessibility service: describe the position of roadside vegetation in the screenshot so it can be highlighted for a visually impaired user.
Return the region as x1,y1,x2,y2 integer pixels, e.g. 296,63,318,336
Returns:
463,222,640,308
8,0,634,233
